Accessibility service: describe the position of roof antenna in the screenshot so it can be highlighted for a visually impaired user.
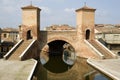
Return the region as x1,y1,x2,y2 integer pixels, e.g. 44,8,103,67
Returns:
84,2,87,6
30,1,32,6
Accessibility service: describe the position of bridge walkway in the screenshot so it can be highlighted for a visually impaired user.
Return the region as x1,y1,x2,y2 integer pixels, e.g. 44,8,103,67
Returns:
88,40,114,59
8,40,33,60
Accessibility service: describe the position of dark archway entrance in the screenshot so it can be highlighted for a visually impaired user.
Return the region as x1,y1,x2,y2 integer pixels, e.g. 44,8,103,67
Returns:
40,40,76,73
86,29,90,40
27,30,32,40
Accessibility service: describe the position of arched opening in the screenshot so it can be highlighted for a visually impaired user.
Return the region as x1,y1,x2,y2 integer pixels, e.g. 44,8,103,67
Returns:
40,40,76,73
117,52,120,56
27,30,32,40
86,29,90,40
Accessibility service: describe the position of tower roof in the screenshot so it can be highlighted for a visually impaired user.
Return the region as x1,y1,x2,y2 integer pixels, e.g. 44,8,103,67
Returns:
21,5,41,10
76,5,96,12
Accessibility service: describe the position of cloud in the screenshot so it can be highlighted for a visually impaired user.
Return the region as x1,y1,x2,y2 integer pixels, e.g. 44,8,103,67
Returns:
96,9,109,17
1,0,14,5
95,9,112,24
0,0,44,15
64,8,75,12
2,6,16,14
40,6,52,14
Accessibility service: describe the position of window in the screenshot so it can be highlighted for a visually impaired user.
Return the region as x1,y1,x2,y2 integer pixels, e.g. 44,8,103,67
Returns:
118,52,120,56
3,34,7,38
27,30,32,40
3,47,7,52
86,29,90,40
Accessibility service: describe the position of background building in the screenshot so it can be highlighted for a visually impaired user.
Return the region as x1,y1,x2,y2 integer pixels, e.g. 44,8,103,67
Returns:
45,24,75,31
1,28,19,42
46,23,120,56
95,24,120,56
0,27,19,58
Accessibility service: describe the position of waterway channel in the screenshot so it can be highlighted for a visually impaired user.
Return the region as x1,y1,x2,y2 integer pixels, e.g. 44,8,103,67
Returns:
33,40,111,80
33,56,111,80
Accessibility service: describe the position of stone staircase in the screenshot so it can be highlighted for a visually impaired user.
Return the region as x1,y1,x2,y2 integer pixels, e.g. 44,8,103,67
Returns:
88,40,114,59
8,40,33,60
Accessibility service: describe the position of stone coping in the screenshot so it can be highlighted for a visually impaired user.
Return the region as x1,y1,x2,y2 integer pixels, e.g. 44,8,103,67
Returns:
87,58,120,80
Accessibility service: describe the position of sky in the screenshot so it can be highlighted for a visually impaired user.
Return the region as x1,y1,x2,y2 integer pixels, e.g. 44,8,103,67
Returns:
0,0,120,29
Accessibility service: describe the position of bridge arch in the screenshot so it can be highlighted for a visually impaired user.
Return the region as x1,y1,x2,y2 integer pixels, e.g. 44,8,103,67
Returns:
40,37,76,73
47,37,76,50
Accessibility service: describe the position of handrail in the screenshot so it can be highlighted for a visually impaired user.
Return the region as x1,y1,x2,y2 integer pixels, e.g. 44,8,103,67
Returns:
84,40,104,59
19,40,36,59
27,59,37,80
4,39,23,59
95,39,117,58
84,70,96,78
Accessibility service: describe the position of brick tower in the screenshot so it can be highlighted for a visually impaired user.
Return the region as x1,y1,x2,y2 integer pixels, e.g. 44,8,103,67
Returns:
20,5,41,40
76,5,96,40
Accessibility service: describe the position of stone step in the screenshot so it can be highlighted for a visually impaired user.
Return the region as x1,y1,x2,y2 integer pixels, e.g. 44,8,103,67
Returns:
88,40,113,59
8,40,33,60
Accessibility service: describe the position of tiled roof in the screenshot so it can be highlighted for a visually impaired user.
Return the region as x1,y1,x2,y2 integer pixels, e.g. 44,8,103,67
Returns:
2,28,18,32
95,27,120,34
21,5,41,10
46,24,75,30
76,5,96,12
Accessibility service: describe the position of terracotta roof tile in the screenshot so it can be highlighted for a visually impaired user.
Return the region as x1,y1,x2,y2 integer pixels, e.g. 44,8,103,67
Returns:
76,5,96,12
95,27,120,34
21,5,41,10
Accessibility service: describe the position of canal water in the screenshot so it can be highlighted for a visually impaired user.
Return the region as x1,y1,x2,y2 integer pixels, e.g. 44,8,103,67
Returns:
94,73,108,80
33,41,110,80
33,56,110,80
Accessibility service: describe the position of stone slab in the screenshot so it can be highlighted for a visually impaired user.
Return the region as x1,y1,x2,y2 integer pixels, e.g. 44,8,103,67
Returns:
0,59,37,80
87,58,120,80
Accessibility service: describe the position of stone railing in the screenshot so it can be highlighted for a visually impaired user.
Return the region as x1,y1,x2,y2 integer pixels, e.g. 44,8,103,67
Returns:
4,39,23,60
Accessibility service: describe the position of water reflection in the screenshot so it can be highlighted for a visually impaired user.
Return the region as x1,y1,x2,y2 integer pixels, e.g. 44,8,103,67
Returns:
40,51,76,73
40,57,47,65
94,73,108,80
40,42,76,73
35,56,111,80
40,51,49,65
38,41,110,80
63,49,76,65
62,43,76,65
40,45,49,65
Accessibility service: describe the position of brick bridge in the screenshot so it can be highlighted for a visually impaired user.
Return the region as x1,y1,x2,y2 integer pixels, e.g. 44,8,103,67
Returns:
2,5,119,80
